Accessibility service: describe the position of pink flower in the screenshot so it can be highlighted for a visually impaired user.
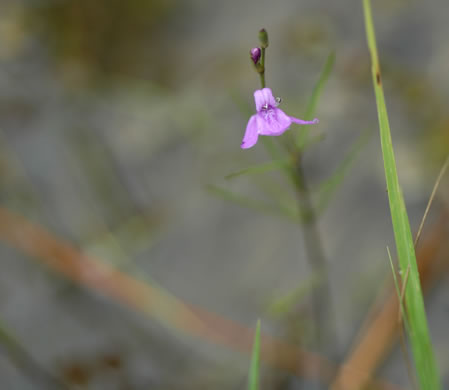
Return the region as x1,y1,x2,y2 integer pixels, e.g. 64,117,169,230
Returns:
241,88,319,149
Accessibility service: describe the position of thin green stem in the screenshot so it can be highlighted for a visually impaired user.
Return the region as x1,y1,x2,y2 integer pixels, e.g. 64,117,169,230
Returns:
248,320,261,390
259,48,266,88
0,319,69,389
293,158,335,355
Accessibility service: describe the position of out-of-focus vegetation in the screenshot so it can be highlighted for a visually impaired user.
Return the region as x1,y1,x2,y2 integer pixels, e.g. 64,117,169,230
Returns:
24,0,179,85
0,0,448,389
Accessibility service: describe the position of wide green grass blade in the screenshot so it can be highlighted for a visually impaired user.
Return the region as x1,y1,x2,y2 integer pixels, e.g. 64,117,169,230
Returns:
363,1,441,389
248,320,261,390
296,51,335,149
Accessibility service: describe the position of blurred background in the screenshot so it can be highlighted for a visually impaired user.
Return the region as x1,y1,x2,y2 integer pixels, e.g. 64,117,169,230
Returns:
0,0,449,389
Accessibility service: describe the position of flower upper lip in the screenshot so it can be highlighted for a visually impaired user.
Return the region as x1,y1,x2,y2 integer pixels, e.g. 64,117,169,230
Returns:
254,88,277,112
241,87,319,149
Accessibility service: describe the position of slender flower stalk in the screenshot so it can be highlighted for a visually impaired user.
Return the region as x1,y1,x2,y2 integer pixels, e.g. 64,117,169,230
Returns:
259,48,266,88
293,159,336,356
258,28,269,49
258,29,268,88
242,29,336,377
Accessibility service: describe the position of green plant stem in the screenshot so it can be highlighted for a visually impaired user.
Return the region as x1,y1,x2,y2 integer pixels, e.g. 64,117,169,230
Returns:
256,46,335,365
259,48,266,88
363,1,440,388
248,320,261,390
293,157,335,355
0,320,69,389
253,44,334,387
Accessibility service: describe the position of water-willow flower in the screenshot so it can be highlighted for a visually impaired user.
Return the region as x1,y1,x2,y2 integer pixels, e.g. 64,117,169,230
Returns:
241,88,319,149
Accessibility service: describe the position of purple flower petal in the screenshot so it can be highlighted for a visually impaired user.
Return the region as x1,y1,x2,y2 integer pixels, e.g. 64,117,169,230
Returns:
290,117,319,125
250,47,261,65
242,88,319,149
258,108,292,136
254,88,276,112
261,88,277,107
241,115,259,149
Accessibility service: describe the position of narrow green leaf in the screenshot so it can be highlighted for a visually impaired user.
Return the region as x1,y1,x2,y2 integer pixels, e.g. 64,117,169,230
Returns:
225,159,289,180
229,88,253,117
206,185,297,220
387,246,416,390
297,51,336,149
267,272,323,317
0,318,65,386
304,51,336,120
248,320,261,390
387,246,408,330
301,132,327,150
363,1,440,389
316,128,372,213
260,137,284,162
0,319,20,354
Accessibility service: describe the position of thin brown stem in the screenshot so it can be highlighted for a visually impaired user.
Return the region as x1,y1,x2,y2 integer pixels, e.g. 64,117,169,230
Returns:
414,154,449,247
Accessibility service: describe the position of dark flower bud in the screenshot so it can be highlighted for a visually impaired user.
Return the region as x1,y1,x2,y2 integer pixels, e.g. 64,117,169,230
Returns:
258,28,269,48
250,47,261,65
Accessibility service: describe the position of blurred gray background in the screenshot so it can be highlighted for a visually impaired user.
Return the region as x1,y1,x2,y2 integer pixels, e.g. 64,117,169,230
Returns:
0,0,449,388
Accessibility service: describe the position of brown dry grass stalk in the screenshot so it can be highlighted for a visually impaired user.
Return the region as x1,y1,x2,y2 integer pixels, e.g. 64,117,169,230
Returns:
331,214,447,390
0,207,407,390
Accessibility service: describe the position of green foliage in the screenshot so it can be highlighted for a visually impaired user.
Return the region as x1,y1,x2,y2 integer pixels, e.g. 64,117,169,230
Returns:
215,52,340,220
248,320,261,390
206,185,298,220
387,246,409,332
225,159,290,180
217,50,370,229
316,128,372,213
363,1,440,388
26,0,177,83
297,51,335,149
267,272,323,317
